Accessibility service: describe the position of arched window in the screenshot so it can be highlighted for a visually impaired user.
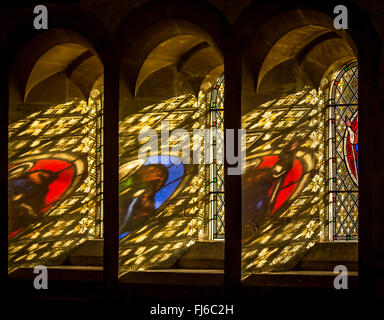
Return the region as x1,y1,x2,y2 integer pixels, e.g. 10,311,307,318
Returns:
7,33,104,272
117,19,225,274
327,61,358,241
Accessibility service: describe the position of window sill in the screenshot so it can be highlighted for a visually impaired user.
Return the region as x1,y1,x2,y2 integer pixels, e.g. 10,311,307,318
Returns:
242,270,358,288
9,266,103,282
119,269,224,286
8,267,357,289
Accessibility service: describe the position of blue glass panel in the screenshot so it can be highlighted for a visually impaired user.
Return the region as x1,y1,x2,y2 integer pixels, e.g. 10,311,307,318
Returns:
154,178,182,209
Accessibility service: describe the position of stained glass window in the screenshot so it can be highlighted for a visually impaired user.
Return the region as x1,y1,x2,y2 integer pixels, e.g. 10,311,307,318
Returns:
327,61,358,241
207,74,225,240
8,91,103,272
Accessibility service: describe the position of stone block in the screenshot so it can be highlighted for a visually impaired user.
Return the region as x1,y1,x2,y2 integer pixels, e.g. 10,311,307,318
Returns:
176,241,224,269
67,239,103,266
298,242,358,271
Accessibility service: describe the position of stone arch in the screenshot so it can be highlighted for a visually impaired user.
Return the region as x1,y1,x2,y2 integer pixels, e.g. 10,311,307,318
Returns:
113,0,229,116
240,9,356,95
234,1,379,95
9,29,104,122
1,5,109,122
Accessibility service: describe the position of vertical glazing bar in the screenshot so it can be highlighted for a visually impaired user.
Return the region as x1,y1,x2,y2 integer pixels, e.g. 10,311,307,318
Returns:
209,75,225,240
100,97,104,237
329,103,335,240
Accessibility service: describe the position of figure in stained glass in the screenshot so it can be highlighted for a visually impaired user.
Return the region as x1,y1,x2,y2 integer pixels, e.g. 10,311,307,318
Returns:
119,155,184,239
242,140,313,237
8,154,86,238
344,112,358,184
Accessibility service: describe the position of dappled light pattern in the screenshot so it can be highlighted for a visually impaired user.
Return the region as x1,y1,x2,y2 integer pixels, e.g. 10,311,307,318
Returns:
242,88,325,273
8,95,103,273
119,94,208,275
